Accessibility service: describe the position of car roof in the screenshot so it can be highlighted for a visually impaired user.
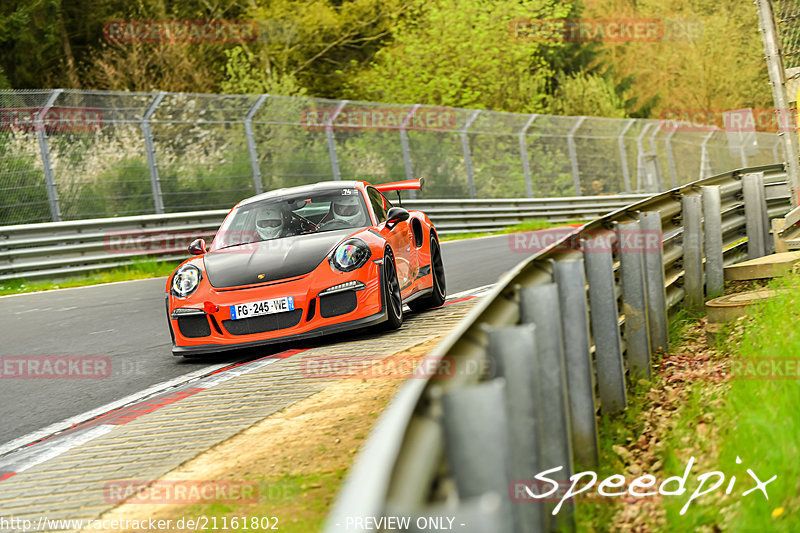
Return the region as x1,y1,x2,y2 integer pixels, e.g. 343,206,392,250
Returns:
237,180,367,208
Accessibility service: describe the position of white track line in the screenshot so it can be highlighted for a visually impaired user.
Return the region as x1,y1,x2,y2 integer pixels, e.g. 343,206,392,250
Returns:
0,277,168,299
0,362,228,457
0,425,116,475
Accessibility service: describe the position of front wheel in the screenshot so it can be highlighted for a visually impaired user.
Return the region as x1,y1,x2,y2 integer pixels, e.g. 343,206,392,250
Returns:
409,235,446,312
381,249,403,330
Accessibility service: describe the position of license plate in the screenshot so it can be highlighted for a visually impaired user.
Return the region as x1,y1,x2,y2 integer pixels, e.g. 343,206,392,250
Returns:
229,297,294,320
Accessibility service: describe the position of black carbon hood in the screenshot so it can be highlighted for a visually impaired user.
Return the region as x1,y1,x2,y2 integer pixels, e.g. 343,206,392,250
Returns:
203,229,354,288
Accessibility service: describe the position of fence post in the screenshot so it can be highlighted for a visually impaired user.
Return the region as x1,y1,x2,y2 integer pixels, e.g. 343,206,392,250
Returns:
699,130,715,178
553,259,599,468
617,220,652,379
325,100,348,181
665,128,678,188
142,91,166,214
461,110,481,199
682,194,705,312
567,117,586,196
743,172,770,258
582,237,627,413
756,0,800,206
636,123,653,191
34,89,63,222
400,104,421,199
520,284,574,530
487,326,544,533
244,94,268,195
701,186,724,298
638,212,669,353
441,380,515,533
519,114,537,197
619,119,635,193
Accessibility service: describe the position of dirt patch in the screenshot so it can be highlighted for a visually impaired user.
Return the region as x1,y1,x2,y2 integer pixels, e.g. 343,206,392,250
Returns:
608,318,731,532
87,337,443,533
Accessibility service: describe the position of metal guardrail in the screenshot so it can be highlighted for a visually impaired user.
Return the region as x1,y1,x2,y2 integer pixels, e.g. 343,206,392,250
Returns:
325,163,791,532
0,195,652,282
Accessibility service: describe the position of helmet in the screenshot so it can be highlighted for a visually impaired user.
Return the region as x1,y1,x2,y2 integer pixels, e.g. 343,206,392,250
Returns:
331,195,365,226
255,205,285,240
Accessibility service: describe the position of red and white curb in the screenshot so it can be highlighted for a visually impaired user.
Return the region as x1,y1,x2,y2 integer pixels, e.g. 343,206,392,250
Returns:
0,291,486,481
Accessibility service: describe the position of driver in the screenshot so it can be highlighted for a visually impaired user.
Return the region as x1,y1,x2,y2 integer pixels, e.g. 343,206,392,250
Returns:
254,205,288,240
330,195,367,227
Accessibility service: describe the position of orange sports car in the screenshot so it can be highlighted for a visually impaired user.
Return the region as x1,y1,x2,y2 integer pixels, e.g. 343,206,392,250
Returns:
166,179,446,356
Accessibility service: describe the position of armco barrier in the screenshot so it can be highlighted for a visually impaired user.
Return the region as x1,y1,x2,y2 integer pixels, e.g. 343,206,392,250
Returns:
0,195,653,281
324,163,791,532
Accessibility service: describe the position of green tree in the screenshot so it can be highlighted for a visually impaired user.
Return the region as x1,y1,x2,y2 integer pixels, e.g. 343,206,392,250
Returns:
343,0,575,113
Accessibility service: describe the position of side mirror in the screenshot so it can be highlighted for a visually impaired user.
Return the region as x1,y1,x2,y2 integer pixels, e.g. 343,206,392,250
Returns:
385,207,410,229
188,238,207,255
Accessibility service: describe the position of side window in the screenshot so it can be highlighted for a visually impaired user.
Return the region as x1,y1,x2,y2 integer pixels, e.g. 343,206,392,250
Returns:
367,187,388,223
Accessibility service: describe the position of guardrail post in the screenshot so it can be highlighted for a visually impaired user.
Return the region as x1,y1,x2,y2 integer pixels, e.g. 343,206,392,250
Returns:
682,194,705,312
244,94,268,194
487,326,544,533
619,119,635,193
567,117,586,196
34,89,63,222
441,380,516,533
520,284,574,530
617,220,652,379
461,110,481,199
701,186,724,298
519,114,538,197
638,212,669,353
142,91,166,214
582,236,627,413
400,104,421,199
757,172,773,254
325,100,347,181
743,172,770,259
553,259,599,468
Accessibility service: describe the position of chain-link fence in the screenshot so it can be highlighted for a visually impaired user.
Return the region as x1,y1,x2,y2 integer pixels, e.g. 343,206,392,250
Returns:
0,89,785,226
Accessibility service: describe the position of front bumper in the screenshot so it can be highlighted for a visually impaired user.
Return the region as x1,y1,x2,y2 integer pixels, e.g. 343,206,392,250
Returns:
167,260,385,356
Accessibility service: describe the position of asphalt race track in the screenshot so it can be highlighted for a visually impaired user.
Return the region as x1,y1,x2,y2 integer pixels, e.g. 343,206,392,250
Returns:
0,233,525,447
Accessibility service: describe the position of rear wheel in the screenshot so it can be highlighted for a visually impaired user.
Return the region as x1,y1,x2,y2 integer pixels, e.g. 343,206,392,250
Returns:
381,249,403,330
409,235,446,312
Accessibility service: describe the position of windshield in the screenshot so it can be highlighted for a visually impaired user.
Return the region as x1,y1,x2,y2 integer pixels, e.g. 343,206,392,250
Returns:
210,188,371,251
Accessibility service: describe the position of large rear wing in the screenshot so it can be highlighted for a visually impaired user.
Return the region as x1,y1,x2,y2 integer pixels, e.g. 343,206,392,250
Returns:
374,178,424,193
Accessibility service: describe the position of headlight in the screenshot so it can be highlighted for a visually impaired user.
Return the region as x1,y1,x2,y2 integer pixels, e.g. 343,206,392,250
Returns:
171,265,202,298
330,238,371,272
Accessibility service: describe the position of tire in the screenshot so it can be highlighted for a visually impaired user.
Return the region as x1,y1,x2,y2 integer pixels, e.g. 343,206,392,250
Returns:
381,249,404,330
409,234,446,312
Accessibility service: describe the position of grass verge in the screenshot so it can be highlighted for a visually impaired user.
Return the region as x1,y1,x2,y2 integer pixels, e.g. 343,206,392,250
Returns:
439,218,586,241
577,274,800,531
0,258,181,296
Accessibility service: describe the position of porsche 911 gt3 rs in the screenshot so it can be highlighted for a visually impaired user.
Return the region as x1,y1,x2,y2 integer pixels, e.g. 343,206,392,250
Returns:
166,178,446,356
